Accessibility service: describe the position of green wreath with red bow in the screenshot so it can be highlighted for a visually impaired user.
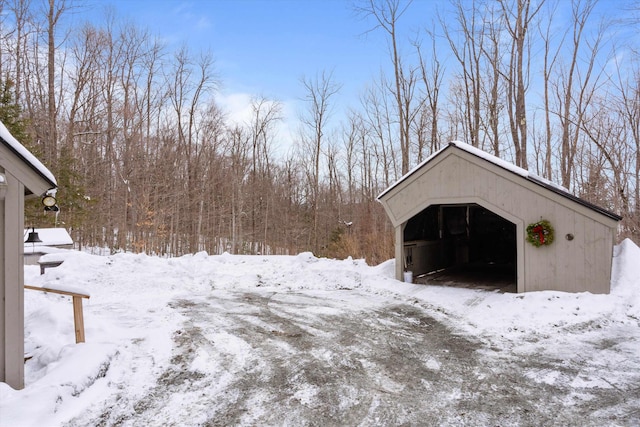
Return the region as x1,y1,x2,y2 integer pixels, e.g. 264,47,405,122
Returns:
526,219,554,247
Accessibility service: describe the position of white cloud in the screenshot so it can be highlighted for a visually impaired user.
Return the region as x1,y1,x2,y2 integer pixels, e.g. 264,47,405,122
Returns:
217,92,254,126
216,92,300,158
196,17,212,31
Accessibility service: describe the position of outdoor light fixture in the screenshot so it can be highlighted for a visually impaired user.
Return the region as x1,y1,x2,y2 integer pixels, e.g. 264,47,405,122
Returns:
42,194,59,212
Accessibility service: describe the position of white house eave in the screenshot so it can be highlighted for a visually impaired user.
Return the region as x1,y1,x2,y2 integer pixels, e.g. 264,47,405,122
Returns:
0,120,57,188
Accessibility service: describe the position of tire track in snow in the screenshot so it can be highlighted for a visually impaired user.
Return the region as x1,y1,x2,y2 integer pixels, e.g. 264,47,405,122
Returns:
66,288,640,426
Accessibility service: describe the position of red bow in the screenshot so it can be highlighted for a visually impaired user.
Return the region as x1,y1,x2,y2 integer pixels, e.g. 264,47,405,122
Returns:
532,225,545,244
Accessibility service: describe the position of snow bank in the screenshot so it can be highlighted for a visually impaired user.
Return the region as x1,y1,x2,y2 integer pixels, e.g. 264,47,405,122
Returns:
2,239,639,426
611,238,640,319
1,343,118,426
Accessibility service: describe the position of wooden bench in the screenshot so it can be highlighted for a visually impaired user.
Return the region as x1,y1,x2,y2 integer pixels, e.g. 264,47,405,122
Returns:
38,260,64,275
24,285,90,343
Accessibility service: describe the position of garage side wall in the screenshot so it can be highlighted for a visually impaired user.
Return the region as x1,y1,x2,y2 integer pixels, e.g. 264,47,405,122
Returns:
380,150,616,293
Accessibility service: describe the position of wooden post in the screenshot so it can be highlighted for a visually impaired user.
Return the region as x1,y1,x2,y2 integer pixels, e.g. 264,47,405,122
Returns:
24,285,89,344
72,295,85,343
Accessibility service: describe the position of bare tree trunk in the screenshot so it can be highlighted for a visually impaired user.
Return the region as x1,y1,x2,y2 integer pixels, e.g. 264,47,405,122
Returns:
498,0,543,168
555,0,601,189
357,0,413,173
442,0,485,148
46,0,66,165
419,33,443,154
10,0,31,103
167,47,217,253
249,96,281,253
539,0,563,181
614,57,640,239
300,71,341,254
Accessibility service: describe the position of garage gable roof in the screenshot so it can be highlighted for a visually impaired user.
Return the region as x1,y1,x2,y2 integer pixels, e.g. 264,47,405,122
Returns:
378,141,622,222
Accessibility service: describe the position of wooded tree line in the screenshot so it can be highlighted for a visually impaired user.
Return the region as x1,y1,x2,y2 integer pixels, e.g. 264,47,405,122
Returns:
1,0,639,263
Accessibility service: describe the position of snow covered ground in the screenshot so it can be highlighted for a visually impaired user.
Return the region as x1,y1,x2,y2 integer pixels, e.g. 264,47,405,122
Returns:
1,240,639,426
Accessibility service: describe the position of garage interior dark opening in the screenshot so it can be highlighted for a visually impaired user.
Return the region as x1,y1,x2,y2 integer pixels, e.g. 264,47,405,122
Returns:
403,203,516,291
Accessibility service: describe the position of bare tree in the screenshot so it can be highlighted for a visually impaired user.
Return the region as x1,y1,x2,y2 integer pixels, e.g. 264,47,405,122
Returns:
247,96,282,253
611,52,640,239
356,0,414,174
8,0,32,103
478,3,505,156
361,77,398,186
300,70,341,253
441,0,487,149
225,125,250,254
396,62,423,168
45,0,69,164
416,27,444,156
538,0,563,180
498,0,543,168
166,46,217,252
553,0,603,189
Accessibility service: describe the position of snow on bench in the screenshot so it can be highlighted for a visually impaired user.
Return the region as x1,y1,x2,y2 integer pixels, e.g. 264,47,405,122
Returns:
38,259,63,274
37,252,75,274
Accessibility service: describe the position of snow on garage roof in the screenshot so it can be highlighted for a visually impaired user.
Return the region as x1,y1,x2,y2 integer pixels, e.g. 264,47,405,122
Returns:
0,120,57,188
377,141,622,221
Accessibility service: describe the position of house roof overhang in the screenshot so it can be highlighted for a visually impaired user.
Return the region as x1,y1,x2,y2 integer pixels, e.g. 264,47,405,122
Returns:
0,121,56,196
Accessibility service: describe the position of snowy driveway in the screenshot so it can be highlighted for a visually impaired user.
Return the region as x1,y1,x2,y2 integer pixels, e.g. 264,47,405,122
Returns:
72,288,637,426
4,248,640,426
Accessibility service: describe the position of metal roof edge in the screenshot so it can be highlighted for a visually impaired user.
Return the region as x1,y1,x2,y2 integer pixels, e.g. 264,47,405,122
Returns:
526,175,622,221
376,141,622,222
452,143,623,222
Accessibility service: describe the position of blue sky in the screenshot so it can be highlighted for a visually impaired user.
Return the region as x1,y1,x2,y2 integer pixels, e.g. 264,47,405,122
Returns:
101,0,434,101
76,0,444,128
72,0,449,154
73,0,636,155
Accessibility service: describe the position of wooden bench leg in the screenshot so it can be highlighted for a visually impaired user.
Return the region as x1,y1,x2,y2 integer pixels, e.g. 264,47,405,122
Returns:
72,296,86,343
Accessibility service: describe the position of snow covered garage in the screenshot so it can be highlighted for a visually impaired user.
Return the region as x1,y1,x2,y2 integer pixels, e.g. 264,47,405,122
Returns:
377,141,622,294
